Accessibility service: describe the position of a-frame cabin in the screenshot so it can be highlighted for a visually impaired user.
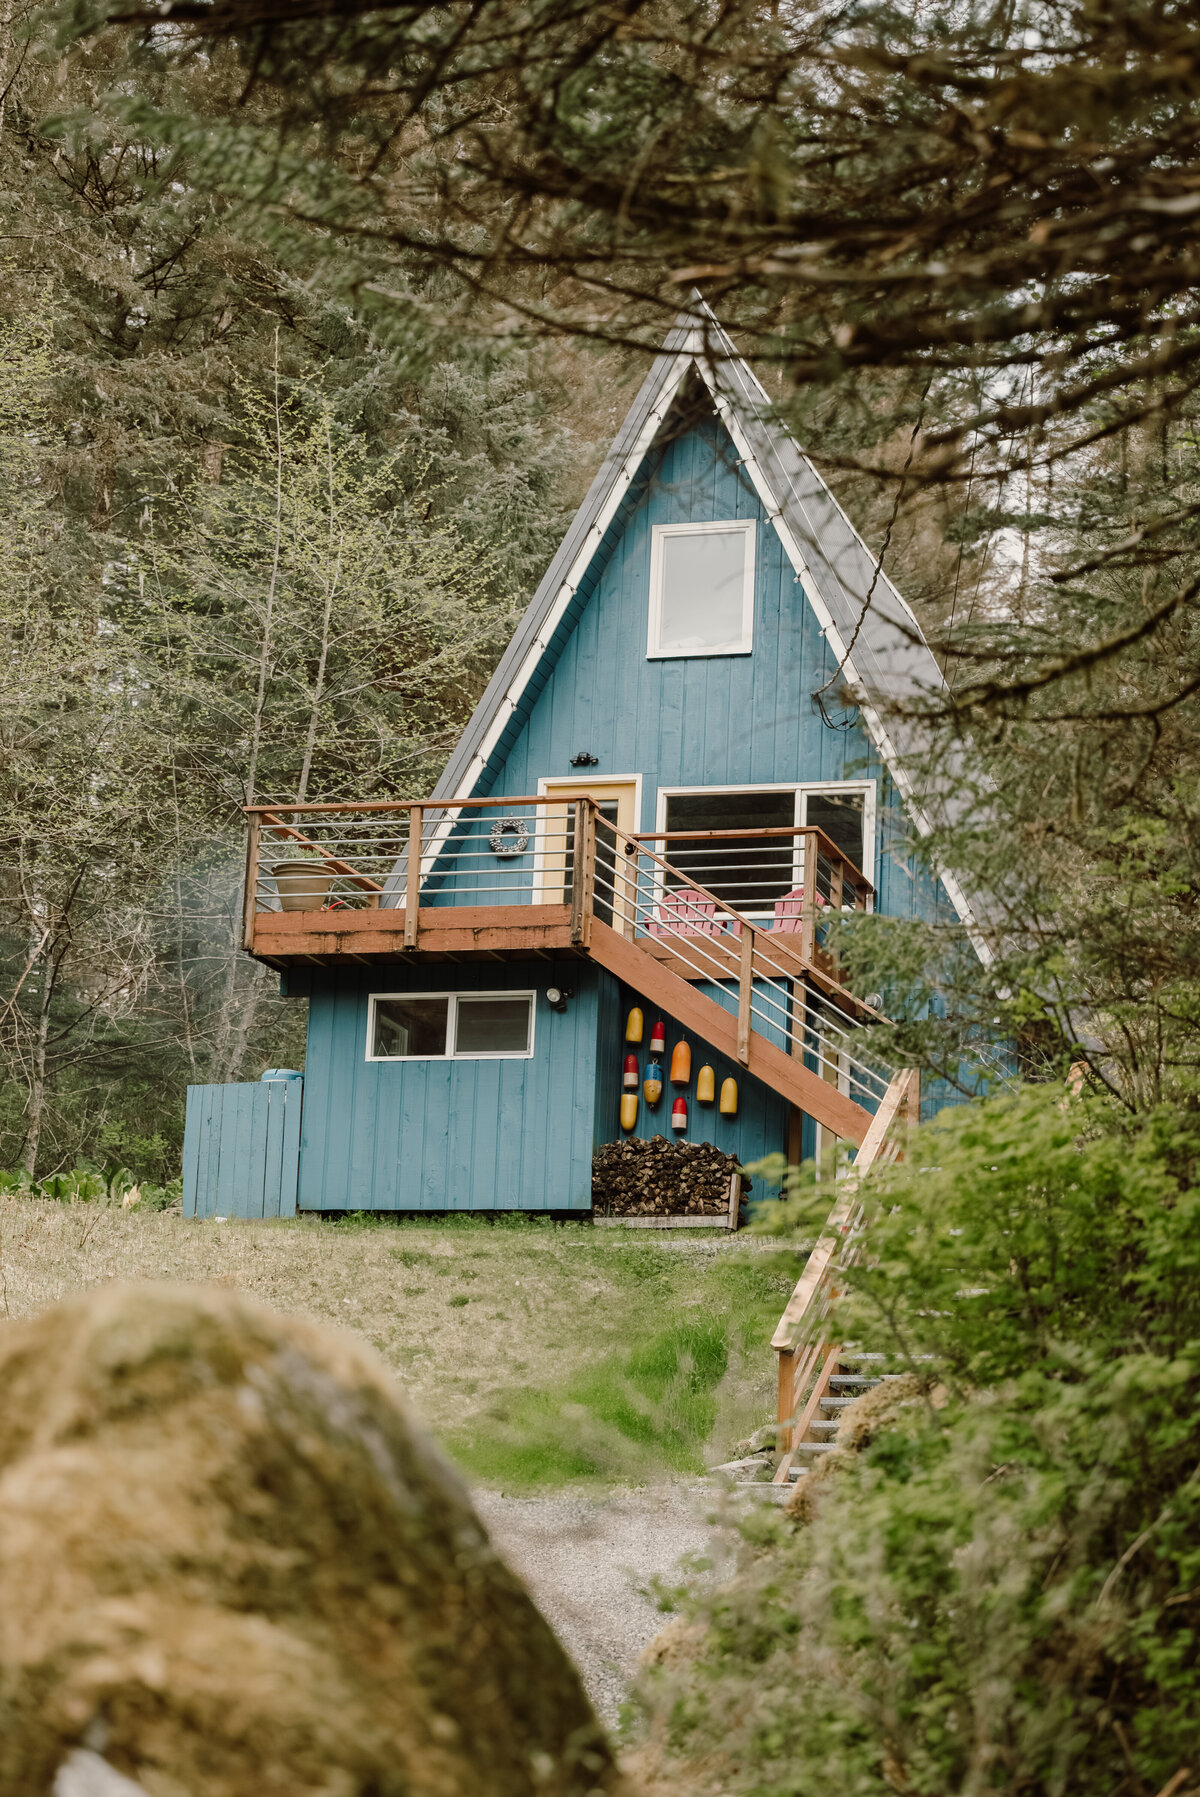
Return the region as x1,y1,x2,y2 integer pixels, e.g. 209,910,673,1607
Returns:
186,315,981,1218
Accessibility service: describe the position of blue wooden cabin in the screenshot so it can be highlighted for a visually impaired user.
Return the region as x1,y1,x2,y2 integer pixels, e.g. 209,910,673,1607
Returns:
185,315,982,1219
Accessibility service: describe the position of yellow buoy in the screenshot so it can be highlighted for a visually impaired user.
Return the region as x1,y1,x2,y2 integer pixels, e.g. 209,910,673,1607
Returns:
620,1093,639,1131
625,1006,644,1044
669,1039,692,1085
719,1077,739,1116
696,1064,716,1104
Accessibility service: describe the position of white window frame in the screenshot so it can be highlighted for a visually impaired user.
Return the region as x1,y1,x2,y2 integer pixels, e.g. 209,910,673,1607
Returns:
653,780,877,913
647,519,756,659
365,989,536,1063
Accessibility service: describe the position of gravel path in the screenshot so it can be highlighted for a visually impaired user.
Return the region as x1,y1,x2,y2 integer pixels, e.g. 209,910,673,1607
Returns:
475,1483,739,1725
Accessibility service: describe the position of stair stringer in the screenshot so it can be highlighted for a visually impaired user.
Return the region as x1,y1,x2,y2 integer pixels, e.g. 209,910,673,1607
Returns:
586,917,874,1144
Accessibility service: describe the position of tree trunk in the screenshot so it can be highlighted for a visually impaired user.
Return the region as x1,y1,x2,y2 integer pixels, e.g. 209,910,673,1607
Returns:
245,329,285,807
20,972,52,1178
296,417,339,805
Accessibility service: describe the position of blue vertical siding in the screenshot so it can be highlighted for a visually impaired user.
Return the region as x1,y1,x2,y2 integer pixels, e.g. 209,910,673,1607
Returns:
297,961,600,1211
466,411,945,929
183,1078,301,1219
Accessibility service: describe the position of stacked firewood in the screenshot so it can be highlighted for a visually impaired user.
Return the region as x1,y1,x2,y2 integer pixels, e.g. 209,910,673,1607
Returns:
592,1136,750,1216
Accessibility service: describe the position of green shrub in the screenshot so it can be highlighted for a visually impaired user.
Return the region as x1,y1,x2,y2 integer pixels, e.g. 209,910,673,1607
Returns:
634,1089,1200,1796
0,1165,181,1210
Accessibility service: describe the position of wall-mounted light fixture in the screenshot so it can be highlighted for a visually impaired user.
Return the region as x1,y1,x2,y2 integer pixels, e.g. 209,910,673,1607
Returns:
545,985,573,1013
569,751,599,767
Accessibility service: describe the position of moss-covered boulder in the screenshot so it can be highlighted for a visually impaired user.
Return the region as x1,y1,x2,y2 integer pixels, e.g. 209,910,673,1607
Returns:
0,1283,628,1797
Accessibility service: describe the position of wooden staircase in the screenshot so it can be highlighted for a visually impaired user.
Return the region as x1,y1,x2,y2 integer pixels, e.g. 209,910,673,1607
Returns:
771,1069,919,1483
585,917,877,1142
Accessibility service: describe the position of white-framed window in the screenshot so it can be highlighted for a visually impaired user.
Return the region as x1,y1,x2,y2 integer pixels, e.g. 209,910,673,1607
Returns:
655,781,876,911
647,520,756,658
366,990,535,1061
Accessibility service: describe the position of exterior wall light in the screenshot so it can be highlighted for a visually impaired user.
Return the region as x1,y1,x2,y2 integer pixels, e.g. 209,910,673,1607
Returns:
545,986,573,1012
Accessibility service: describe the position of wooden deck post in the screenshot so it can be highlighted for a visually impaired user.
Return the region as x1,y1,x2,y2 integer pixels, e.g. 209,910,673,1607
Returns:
737,924,754,1064
404,805,422,948
570,800,593,945
242,814,261,953
800,830,818,963
776,1347,795,1452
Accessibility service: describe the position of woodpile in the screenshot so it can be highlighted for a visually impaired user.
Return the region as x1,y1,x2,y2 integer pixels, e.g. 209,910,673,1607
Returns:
592,1136,750,1216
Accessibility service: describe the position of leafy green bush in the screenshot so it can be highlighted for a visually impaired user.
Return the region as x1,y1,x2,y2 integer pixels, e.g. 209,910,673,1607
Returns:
0,1165,181,1211
633,1089,1200,1796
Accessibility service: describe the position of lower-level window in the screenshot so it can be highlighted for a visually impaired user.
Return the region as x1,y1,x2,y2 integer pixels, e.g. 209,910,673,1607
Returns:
368,991,535,1060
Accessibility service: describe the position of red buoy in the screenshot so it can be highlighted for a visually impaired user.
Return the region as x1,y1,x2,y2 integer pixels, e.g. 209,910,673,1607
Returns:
649,1019,666,1056
671,1095,688,1132
623,1052,638,1090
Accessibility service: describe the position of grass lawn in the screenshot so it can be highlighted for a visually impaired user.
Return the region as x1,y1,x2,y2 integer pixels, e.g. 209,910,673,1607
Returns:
0,1198,800,1489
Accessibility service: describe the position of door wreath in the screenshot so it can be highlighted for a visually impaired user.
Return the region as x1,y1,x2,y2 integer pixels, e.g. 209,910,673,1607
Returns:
488,816,530,857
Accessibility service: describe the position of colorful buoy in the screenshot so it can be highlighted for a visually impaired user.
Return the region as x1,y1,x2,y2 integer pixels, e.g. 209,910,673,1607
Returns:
669,1039,692,1085
623,1052,639,1090
719,1077,739,1116
643,1061,663,1106
620,1093,639,1131
649,1019,666,1056
625,1006,644,1044
671,1095,688,1133
696,1064,716,1104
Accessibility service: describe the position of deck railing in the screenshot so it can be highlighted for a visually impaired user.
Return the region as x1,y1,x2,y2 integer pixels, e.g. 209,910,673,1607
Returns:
242,795,888,1094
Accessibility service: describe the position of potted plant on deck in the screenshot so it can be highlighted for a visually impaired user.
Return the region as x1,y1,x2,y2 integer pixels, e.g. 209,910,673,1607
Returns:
271,844,336,912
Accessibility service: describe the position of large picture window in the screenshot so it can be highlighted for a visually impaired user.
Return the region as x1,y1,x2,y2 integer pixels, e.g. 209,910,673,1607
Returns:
368,991,534,1060
657,783,874,911
647,520,755,658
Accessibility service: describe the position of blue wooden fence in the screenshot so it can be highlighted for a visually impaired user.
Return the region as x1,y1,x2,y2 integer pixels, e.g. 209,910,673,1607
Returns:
182,1073,302,1219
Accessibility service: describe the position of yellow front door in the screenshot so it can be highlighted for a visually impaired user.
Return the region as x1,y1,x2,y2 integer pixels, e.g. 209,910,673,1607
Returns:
539,778,639,934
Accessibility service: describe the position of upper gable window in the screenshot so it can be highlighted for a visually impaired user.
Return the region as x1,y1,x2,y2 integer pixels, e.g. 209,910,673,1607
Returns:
647,521,755,658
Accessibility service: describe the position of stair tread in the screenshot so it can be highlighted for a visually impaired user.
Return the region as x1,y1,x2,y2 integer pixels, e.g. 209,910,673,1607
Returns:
809,1420,840,1433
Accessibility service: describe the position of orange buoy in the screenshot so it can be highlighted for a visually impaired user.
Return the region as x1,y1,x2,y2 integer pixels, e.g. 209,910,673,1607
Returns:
625,1007,644,1044
669,1039,691,1085
696,1064,716,1104
620,1093,639,1131
623,1052,639,1090
643,1061,663,1106
649,1019,666,1056
671,1096,688,1132
719,1077,738,1116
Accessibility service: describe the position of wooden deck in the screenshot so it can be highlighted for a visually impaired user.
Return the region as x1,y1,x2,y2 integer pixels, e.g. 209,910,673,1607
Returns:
249,903,578,966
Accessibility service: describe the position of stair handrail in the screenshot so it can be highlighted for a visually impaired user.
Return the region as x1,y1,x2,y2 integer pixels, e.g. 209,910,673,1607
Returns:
771,1071,916,1354
771,1069,919,1476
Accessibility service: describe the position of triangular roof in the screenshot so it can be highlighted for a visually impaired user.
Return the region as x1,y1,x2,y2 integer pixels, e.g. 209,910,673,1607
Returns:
431,308,989,954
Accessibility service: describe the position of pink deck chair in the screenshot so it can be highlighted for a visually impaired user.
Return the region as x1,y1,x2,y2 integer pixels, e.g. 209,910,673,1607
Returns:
649,885,721,938
770,885,827,932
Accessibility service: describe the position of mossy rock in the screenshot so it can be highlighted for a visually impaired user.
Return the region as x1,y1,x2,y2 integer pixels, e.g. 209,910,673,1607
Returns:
0,1284,629,1797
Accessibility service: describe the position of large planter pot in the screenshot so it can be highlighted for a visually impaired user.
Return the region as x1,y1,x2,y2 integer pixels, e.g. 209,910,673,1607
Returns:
272,860,334,912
